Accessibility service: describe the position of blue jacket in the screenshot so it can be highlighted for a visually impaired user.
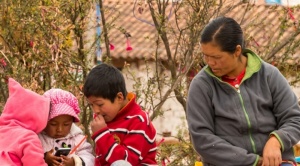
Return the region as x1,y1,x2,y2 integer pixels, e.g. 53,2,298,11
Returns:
187,49,300,166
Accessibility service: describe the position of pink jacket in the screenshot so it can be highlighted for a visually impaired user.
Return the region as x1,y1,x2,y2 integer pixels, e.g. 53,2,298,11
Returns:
0,78,50,166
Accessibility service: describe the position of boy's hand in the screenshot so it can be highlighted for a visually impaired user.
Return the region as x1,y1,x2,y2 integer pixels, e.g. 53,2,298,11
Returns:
44,149,62,166
262,135,282,166
91,114,107,133
60,156,75,166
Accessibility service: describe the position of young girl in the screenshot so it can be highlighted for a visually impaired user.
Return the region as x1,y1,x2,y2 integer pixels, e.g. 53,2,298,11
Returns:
38,88,94,166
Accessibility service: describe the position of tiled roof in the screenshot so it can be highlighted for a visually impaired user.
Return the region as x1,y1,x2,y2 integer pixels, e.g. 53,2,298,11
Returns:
102,0,165,61
225,3,300,62
101,1,300,62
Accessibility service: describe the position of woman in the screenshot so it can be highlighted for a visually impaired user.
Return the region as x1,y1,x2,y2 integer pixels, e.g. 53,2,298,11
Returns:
187,16,300,166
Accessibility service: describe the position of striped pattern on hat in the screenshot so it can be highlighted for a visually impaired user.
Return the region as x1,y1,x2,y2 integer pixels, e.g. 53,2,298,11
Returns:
43,89,80,122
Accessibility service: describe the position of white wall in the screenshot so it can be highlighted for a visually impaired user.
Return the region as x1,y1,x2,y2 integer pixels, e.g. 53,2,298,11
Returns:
123,63,188,137
281,0,300,6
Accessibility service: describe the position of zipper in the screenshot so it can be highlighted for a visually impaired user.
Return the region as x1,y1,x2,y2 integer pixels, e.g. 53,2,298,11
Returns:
236,85,256,153
209,69,258,153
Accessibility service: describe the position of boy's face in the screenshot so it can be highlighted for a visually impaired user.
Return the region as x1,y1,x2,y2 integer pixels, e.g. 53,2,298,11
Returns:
87,92,124,123
44,115,73,138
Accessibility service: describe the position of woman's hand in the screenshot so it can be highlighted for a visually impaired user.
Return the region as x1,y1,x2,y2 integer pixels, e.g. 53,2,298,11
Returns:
262,136,282,166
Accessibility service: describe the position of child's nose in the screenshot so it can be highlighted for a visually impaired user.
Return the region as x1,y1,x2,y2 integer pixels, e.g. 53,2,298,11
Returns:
92,106,101,115
57,125,63,132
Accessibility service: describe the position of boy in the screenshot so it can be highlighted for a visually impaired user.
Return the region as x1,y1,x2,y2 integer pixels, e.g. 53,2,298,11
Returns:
83,63,157,166
0,78,50,165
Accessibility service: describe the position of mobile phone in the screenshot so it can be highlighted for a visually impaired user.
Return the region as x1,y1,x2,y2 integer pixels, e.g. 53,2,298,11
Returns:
54,148,71,156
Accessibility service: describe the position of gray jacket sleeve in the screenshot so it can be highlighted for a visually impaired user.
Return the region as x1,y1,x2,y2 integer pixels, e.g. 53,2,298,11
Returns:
186,73,258,166
267,64,300,151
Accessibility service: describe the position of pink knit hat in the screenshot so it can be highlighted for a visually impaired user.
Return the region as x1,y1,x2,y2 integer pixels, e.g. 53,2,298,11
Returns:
43,89,80,122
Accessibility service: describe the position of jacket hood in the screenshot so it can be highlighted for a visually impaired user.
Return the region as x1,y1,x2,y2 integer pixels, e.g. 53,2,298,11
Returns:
0,78,50,133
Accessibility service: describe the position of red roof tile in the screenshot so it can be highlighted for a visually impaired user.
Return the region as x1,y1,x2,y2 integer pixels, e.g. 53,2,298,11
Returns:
101,1,300,62
225,3,300,62
102,0,180,61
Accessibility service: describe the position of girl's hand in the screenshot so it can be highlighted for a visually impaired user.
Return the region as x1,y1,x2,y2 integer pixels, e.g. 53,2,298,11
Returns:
44,149,62,166
60,156,75,166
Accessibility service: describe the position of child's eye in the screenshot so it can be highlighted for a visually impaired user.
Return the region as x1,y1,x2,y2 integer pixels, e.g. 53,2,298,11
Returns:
50,123,57,126
64,123,71,126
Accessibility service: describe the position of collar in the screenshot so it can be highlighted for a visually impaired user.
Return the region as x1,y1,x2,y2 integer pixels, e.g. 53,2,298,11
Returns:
222,68,246,88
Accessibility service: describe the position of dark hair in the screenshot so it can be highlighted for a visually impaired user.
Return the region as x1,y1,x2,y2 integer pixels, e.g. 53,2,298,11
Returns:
83,63,127,103
200,17,244,54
